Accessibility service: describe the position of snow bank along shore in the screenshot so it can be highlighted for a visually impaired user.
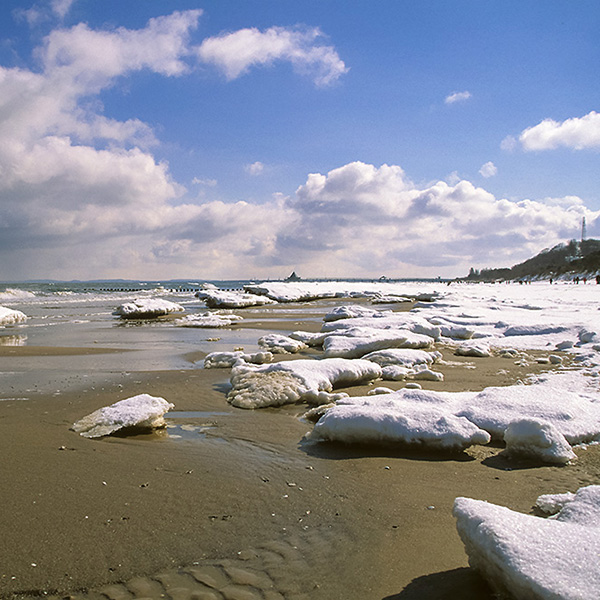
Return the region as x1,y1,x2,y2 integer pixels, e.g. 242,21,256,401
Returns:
195,280,600,599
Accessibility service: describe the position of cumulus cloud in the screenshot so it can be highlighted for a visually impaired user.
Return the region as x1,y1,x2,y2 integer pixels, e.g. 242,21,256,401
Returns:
0,10,350,279
479,161,497,178
196,26,348,86
274,161,598,277
445,91,472,104
519,111,600,151
245,161,265,176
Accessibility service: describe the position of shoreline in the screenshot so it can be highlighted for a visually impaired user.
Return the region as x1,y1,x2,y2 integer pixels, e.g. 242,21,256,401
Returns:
1,299,599,598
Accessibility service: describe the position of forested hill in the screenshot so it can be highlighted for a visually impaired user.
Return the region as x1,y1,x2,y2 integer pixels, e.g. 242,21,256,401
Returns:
465,239,600,281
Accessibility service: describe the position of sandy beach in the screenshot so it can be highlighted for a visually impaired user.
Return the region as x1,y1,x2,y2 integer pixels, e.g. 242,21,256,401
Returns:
1,296,599,600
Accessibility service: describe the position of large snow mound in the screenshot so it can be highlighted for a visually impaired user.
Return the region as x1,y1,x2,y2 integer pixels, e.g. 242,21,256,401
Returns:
454,485,600,600
228,358,382,409
307,402,490,451
71,394,174,438
0,306,28,326
113,298,185,319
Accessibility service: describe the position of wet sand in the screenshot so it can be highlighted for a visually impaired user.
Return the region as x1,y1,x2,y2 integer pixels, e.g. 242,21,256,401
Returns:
1,302,599,599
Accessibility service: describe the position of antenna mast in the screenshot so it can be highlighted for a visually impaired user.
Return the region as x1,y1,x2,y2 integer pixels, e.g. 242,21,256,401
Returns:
581,217,587,243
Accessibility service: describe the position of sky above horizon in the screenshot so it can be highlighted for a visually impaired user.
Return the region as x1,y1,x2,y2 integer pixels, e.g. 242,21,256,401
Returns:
1,0,599,281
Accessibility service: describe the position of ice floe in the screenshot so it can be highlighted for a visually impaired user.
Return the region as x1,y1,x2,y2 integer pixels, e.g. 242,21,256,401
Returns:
228,358,381,409
204,350,273,369
113,298,185,319
71,394,174,438
454,485,600,600
0,306,28,326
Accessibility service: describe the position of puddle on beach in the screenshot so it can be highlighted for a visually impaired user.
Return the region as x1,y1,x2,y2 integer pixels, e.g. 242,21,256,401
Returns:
165,410,230,440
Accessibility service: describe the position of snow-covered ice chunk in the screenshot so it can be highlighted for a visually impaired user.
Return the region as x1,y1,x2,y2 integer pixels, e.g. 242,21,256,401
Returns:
113,298,185,319
71,394,174,438
321,313,441,340
258,333,308,354
457,378,600,444
454,485,600,600
178,312,243,327
289,330,326,346
535,491,576,515
228,358,382,409
194,283,219,299
204,351,273,369
362,348,441,368
503,418,577,464
308,402,490,451
323,305,388,322
455,341,491,357
412,368,444,382
203,290,277,309
367,387,395,395
0,306,27,326
381,365,412,381
323,328,434,358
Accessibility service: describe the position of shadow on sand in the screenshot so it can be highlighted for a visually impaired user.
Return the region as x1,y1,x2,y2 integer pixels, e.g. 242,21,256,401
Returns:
383,567,495,600
299,438,477,463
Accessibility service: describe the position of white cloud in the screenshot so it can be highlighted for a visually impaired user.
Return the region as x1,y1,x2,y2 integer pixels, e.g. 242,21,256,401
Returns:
445,91,472,105
196,26,348,86
500,135,517,152
192,177,217,186
245,161,265,176
519,111,600,151
51,0,76,19
479,161,497,178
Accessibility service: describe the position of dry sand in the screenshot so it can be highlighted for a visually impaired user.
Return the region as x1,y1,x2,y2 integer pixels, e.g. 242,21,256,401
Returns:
1,301,599,600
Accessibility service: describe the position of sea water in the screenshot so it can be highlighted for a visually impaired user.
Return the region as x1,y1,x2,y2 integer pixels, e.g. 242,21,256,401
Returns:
0,280,262,398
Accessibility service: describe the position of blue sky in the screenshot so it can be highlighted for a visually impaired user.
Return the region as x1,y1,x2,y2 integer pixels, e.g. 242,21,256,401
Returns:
0,0,599,280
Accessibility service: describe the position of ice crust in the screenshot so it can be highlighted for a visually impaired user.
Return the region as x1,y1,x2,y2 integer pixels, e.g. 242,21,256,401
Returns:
113,298,185,319
71,394,174,438
227,358,382,409
0,305,27,326
454,485,600,600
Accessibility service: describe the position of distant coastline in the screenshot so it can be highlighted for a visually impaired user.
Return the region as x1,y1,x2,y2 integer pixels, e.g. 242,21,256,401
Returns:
463,238,600,282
